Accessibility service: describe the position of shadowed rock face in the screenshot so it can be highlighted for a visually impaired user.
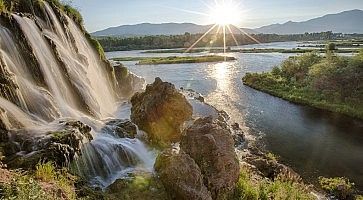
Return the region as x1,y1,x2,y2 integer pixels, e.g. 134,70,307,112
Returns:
154,148,212,200
131,77,193,147
5,120,93,169
181,117,240,199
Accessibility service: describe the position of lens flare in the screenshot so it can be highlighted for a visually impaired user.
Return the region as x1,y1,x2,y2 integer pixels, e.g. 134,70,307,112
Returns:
210,1,241,25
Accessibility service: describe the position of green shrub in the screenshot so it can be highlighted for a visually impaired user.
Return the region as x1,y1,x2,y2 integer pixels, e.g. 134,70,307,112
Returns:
319,177,354,199
35,162,57,182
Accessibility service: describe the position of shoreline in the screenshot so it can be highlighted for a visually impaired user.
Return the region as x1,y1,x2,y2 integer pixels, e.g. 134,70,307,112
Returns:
242,78,363,121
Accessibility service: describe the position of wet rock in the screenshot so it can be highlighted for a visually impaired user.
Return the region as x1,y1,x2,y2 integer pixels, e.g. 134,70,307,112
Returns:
6,120,93,168
114,64,145,98
106,172,170,200
154,148,212,200
180,117,240,199
103,119,138,139
131,77,193,147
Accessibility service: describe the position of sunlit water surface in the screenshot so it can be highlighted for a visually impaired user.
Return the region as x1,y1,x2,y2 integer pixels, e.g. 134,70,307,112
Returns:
106,42,363,190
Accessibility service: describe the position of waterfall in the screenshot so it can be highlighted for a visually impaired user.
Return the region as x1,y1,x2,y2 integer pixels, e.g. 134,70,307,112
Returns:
0,1,153,187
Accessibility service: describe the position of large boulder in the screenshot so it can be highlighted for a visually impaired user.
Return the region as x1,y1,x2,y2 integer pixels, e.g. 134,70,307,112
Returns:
154,148,212,200
180,117,240,199
6,120,93,168
131,77,193,146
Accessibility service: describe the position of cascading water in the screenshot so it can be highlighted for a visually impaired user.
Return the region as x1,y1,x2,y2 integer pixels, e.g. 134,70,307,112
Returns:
0,1,154,187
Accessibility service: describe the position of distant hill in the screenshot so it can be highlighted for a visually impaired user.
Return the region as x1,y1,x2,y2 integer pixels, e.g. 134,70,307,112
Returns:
92,23,257,36
92,9,363,36
255,9,363,34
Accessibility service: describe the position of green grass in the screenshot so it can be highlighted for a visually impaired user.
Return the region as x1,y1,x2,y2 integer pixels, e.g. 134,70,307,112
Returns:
231,166,315,200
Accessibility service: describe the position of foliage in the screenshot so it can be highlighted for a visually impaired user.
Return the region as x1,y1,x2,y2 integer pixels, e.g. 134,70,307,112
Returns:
319,177,355,199
266,152,279,161
1,162,76,200
326,42,336,51
35,162,57,182
1,174,50,200
231,167,315,200
85,33,106,60
243,52,363,119
0,0,5,13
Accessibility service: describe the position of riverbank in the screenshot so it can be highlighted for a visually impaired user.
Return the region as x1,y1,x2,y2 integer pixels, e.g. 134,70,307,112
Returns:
242,52,363,120
112,55,236,65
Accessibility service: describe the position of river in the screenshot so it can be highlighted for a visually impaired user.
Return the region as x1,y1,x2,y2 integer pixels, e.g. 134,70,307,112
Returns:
106,41,363,190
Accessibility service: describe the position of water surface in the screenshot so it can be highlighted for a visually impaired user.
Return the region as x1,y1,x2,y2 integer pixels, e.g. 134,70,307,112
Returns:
106,42,363,190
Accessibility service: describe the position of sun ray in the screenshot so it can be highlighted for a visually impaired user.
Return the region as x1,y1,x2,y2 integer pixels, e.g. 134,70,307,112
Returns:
227,25,239,47
230,24,260,44
185,24,218,53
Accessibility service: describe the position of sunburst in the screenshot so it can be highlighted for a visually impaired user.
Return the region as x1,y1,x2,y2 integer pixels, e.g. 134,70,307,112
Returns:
174,0,260,54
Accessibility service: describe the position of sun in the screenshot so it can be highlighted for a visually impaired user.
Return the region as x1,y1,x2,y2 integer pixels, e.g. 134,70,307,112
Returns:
210,1,241,25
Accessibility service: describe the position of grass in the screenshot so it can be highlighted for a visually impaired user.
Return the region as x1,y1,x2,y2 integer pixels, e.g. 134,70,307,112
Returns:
231,166,315,200
1,162,77,200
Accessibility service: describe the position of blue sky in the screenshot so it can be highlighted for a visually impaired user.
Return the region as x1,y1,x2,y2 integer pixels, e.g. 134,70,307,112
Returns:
71,0,363,32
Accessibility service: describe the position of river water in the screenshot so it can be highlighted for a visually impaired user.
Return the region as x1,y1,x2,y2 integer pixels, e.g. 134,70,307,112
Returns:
106,42,363,190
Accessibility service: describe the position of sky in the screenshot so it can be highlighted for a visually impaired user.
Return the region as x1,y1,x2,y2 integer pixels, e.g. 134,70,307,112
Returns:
70,0,363,32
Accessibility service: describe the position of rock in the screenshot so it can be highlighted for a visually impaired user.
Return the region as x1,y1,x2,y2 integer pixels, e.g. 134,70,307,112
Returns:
103,119,138,139
154,148,212,200
243,152,301,183
131,77,193,146
5,120,93,169
114,64,145,98
180,117,240,199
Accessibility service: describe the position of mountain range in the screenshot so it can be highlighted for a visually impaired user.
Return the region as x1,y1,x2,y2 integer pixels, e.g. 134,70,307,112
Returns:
92,9,363,36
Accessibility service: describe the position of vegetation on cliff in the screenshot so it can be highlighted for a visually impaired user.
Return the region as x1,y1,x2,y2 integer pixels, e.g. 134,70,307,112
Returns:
243,50,363,119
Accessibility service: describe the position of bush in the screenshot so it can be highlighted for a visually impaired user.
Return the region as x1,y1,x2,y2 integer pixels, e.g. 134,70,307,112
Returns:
35,162,57,182
326,42,336,51
319,177,355,199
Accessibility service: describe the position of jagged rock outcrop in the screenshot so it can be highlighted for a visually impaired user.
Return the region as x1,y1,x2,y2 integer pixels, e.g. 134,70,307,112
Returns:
102,119,138,139
180,117,240,199
154,148,212,200
243,148,302,183
6,120,93,168
131,77,193,146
